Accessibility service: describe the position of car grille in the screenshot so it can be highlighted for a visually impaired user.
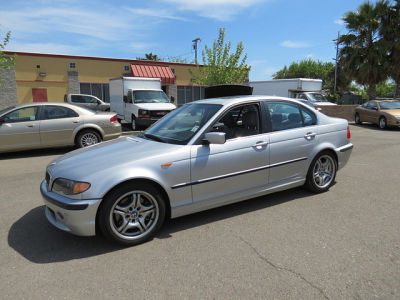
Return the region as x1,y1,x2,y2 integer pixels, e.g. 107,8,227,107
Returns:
150,110,169,118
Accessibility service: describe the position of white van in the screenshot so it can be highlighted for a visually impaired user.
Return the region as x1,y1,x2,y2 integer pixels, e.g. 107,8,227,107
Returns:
109,77,176,130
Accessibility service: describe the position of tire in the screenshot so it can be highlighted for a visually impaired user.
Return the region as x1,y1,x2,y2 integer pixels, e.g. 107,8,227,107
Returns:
131,115,137,131
379,116,387,129
304,151,337,193
355,113,362,124
76,129,101,148
98,182,166,246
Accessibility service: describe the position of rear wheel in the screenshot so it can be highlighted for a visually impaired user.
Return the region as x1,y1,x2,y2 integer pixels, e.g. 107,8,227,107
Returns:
98,182,166,246
379,116,387,129
304,151,337,193
76,129,101,148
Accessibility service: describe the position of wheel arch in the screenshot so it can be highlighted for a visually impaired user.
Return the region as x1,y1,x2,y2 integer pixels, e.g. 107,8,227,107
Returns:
95,178,171,233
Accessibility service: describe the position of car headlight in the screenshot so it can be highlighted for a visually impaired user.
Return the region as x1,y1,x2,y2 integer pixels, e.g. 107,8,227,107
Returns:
52,178,91,195
138,109,150,117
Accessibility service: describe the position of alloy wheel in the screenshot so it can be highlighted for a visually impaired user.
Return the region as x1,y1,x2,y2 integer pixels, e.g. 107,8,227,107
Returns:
80,132,99,147
312,155,335,189
109,191,159,240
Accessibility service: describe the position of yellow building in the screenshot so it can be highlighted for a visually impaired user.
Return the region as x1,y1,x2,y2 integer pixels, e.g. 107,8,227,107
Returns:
0,51,206,108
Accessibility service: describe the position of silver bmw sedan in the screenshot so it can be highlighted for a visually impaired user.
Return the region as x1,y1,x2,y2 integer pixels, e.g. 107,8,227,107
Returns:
41,96,353,246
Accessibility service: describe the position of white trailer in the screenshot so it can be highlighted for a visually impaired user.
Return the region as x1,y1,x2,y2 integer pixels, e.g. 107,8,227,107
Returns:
249,78,336,105
110,77,176,130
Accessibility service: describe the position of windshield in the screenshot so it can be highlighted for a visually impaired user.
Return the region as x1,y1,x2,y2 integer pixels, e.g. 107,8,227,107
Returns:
0,106,15,115
308,93,328,102
133,91,169,104
379,101,400,109
144,103,222,145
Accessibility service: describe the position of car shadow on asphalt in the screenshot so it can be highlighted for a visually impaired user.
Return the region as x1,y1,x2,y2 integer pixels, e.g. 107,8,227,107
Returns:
0,147,73,160
8,187,313,264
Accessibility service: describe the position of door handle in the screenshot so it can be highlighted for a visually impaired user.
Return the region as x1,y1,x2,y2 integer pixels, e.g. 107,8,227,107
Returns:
27,124,35,128
304,132,316,140
253,141,269,148
72,120,80,123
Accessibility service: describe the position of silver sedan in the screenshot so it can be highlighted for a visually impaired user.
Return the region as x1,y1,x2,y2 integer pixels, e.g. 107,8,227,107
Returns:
0,102,121,153
41,96,353,246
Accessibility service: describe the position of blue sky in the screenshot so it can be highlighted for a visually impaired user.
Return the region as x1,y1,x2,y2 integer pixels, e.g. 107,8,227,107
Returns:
1,0,370,80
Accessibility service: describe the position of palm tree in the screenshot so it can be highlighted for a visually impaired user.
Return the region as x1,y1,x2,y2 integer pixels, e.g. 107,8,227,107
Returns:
339,1,390,100
380,0,400,97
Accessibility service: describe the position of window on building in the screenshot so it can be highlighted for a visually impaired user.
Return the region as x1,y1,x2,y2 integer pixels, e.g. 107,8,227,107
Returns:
69,63,76,69
79,83,110,102
124,65,130,71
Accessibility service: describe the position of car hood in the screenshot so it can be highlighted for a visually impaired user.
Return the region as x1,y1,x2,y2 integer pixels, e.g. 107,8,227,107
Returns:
314,102,337,106
47,136,184,179
134,103,176,110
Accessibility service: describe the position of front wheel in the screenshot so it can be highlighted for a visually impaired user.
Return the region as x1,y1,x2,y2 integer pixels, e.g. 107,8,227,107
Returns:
76,129,101,148
379,117,387,129
131,115,137,131
355,113,362,124
304,151,337,193
98,183,166,246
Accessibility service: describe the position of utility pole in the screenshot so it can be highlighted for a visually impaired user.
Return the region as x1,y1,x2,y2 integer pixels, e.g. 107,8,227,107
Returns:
192,38,201,64
333,32,340,94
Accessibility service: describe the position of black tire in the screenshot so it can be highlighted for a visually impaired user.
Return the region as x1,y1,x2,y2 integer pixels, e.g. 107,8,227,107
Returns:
131,115,136,131
304,151,337,193
98,182,166,246
379,116,387,129
76,129,101,148
355,113,362,124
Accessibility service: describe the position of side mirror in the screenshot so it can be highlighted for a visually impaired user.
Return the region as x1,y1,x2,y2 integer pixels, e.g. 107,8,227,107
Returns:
203,132,226,145
170,96,175,103
123,96,128,103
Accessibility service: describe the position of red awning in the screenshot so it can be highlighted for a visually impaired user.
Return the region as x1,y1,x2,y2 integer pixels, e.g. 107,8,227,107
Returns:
130,64,175,85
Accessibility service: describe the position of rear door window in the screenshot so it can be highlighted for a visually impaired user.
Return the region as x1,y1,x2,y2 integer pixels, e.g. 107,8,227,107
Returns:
42,106,78,120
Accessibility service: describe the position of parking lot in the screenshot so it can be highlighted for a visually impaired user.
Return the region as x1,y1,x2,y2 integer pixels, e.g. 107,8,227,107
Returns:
0,124,399,299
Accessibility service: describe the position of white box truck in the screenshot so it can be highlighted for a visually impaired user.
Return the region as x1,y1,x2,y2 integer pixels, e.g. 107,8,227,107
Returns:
249,78,336,106
110,77,176,130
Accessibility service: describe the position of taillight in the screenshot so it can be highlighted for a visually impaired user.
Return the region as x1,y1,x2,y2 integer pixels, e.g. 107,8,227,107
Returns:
347,126,351,139
110,115,118,123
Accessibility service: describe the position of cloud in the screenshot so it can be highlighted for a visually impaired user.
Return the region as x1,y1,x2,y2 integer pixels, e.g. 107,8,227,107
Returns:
280,40,311,48
162,0,266,21
335,19,345,25
127,8,188,21
4,42,84,55
306,53,314,59
129,42,158,51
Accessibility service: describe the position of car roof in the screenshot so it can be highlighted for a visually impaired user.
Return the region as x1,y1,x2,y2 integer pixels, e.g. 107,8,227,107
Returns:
5,102,94,114
192,95,303,106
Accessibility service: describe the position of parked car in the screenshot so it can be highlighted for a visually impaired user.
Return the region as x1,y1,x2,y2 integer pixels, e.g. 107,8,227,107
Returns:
0,102,121,153
354,100,400,129
64,94,110,111
41,96,353,246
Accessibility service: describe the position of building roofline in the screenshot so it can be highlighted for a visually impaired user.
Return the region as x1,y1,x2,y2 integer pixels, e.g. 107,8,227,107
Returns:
3,51,202,67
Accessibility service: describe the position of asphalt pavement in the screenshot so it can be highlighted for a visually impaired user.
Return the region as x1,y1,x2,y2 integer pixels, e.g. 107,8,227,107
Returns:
0,124,399,299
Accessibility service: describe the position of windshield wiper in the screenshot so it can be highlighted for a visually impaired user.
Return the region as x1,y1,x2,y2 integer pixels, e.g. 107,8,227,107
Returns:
144,133,166,143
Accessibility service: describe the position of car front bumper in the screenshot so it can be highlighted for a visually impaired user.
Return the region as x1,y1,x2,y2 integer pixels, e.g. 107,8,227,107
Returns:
40,180,102,236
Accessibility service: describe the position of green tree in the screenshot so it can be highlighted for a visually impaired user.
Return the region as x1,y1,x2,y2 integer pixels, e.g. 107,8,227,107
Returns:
380,0,400,97
0,30,15,70
136,52,162,61
191,28,250,86
273,59,345,98
339,1,389,100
